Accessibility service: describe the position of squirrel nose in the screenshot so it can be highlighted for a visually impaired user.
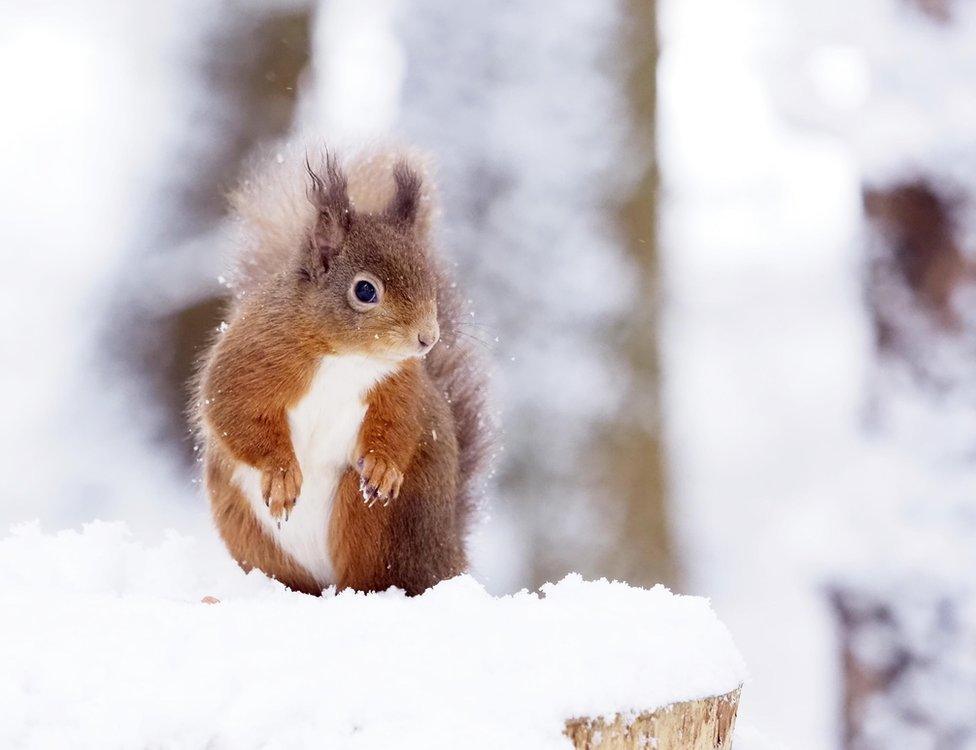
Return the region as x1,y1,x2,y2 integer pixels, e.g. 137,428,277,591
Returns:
417,322,440,352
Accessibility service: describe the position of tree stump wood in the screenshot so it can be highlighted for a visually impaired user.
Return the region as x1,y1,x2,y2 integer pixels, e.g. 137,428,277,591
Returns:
566,687,741,749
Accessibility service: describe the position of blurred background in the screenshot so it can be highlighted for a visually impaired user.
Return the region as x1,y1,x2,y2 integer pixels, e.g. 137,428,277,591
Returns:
3,0,976,747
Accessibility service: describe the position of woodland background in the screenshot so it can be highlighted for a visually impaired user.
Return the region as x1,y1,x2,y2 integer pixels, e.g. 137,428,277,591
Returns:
2,1,976,748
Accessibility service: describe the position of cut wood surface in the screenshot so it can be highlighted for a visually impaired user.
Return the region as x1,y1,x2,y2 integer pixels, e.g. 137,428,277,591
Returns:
566,688,741,750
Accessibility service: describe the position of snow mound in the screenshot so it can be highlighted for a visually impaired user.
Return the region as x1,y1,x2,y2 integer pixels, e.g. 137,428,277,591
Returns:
0,522,746,749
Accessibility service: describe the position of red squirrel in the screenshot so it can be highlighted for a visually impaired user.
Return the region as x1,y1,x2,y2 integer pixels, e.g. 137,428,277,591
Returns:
193,145,488,595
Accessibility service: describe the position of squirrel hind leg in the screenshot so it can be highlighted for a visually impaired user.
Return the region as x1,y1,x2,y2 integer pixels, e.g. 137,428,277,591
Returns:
329,469,393,593
329,467,466,596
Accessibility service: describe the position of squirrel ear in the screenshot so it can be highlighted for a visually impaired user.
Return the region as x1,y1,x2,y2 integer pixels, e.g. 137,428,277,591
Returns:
305,154,351,274
385,161,423,230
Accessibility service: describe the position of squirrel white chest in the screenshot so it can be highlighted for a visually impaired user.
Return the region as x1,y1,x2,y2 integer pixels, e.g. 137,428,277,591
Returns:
233,354,396,588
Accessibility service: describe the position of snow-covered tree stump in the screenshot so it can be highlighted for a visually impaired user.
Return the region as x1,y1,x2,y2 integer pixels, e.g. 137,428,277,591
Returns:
566,688,741,749
0,525,747,748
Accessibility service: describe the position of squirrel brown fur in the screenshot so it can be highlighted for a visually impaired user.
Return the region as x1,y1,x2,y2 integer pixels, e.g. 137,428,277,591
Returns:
193,144,489,596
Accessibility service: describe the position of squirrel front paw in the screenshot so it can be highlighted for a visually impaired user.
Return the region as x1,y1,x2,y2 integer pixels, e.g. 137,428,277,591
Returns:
356,454,404,507
261,459,303,526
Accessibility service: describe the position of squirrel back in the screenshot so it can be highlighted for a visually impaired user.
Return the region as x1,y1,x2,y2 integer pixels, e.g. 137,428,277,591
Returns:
222,142,491,539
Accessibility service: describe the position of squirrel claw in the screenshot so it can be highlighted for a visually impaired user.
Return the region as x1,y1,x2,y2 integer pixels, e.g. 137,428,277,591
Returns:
361,484,380,504
356,454,403,508
262,460,302,523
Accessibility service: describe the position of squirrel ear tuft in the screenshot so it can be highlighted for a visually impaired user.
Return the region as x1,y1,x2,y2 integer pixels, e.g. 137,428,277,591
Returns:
385,161,423,230
305,153,351,274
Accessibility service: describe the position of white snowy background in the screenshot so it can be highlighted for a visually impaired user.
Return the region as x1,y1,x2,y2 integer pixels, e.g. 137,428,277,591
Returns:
2,0,974,748
661,1,976,748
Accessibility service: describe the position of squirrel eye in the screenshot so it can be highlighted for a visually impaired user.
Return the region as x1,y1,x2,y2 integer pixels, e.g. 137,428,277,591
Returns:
348,273,383,311
355,280,377,303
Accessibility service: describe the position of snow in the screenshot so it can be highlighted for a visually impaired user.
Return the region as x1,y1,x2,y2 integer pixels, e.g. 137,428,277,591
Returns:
0,522,746,750
733,723,786,750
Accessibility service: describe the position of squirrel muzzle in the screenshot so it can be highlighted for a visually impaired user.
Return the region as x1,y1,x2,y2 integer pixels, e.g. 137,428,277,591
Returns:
417,318,440,356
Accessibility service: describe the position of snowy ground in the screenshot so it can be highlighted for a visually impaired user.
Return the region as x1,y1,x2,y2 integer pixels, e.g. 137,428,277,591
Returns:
0,523,746,749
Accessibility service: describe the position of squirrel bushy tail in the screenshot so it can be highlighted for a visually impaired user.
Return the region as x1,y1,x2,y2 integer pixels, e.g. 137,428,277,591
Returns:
424,265,491,537
226,141,491,536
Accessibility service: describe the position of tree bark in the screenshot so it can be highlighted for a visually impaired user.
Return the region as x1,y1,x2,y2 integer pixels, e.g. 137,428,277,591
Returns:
594,0,676,591
566,688,741,750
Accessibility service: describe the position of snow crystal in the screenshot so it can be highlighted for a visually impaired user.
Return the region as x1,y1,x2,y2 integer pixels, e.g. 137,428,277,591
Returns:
0,522,746,750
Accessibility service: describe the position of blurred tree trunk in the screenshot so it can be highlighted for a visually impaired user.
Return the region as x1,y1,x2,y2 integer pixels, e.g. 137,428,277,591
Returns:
163,10,312,453
110,8,312,457
832,586,976,749
862,183,970,349
393,1,669,592
593,0,676,589
831,182,976,748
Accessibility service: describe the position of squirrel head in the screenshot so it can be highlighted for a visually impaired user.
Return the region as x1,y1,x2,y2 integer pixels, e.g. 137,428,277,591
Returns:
295,156,440,362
